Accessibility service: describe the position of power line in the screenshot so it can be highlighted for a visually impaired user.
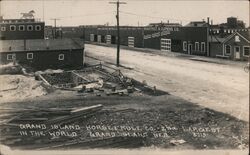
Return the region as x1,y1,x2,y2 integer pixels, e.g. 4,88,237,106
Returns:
109,0,126,67
120,11,191,23
55,11,115,19
1,0,248,1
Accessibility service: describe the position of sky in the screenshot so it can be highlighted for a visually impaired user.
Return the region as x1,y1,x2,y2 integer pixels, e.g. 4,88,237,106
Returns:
0,0,249,27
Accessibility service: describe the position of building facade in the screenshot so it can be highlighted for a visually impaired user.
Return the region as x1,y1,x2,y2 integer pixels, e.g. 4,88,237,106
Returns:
83,25,209,56
0,18,45,40
210,31,250,61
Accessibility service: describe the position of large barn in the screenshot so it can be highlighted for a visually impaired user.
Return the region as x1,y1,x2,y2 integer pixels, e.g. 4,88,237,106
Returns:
0,39,84,69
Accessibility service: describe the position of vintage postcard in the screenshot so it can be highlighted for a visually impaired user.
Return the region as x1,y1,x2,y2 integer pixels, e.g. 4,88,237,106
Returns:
0,0,249,155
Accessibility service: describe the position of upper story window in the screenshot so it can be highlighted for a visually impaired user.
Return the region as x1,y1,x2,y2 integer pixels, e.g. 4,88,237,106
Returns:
19,25,25,31
235,35,240,42
10,25,16,31
1,26,6,31
27,25,33,31
35,25,41,31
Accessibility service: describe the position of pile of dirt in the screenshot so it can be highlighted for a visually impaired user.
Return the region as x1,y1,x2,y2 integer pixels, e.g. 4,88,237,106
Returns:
0,75,47,103
0,63,22,75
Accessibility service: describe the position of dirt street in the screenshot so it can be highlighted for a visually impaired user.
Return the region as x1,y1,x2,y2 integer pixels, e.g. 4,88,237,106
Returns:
85,44,249,122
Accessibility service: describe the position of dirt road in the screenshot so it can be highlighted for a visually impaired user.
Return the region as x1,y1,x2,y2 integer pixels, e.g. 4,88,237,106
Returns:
85,44,249,122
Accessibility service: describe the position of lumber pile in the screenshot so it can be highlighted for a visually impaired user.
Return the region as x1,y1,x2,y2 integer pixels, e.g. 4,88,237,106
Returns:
0,104,103,148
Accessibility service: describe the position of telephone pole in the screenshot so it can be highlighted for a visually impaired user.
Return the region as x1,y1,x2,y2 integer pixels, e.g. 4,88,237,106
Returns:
50,18,60,39
109,0,126,67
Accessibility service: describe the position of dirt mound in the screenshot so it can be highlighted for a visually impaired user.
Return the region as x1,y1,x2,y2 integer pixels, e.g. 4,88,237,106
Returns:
0,63,22,75
0,75,47,103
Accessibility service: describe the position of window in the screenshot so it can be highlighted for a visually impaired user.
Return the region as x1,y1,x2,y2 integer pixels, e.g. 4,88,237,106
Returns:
10,25,16,31
19,25,25,31
7,54,15,60
201,42,205,52
1,26,6,31
35,25,41,31
183,41,187,51
58,54,64,60
195,42,200,51
235,35,240,42
27,25,33,31
27,53,33,60
225,45,231,55
243,46,250,57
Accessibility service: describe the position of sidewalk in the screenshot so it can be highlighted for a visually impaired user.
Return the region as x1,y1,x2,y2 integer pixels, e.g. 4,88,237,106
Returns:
85,41,247,67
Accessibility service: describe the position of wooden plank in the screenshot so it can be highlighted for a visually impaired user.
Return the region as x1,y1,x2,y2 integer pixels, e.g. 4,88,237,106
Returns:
71,104,102,114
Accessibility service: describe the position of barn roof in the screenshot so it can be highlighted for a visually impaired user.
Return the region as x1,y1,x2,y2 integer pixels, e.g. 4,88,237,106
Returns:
0,38,84,53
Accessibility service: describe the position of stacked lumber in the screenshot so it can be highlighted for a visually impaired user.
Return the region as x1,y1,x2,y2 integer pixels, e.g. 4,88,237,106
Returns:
0,104,103,148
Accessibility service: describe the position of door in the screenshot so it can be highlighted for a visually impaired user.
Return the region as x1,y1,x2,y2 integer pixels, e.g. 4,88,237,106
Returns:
161,38,171,52
128,37,135,47
106,35,111,44
234,46,240,59
188,44,192,55
97,35,102,43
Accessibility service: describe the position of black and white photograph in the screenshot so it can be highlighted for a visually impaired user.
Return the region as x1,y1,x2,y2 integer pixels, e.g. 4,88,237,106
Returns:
0,0,249,155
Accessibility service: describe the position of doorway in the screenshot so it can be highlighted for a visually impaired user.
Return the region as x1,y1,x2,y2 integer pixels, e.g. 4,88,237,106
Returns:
234,46,240,59
188,44,192,55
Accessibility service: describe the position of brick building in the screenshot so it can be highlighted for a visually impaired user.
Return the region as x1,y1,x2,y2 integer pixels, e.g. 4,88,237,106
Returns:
0,18,45,40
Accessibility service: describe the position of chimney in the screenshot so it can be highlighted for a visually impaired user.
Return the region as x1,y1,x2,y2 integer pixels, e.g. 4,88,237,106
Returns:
207,17,210,25
211,20,213,25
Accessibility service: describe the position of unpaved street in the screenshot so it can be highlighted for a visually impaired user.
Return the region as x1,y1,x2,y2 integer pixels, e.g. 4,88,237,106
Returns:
85,44,249,122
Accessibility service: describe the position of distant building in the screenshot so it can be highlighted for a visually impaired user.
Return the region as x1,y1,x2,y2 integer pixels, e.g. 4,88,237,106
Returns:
185,21,208,27
147,22,182,30
0,18,45,40
209,17,246,36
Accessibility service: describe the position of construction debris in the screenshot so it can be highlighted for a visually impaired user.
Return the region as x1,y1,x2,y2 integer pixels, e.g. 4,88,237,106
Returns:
35,64,164,97
170,139,186,146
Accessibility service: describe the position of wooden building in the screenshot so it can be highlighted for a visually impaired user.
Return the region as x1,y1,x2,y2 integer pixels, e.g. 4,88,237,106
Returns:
210,31,249,61
0,39,84,69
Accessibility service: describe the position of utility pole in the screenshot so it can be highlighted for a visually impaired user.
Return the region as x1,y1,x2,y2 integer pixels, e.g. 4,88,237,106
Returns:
109,0,126,67
50,18,60,39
